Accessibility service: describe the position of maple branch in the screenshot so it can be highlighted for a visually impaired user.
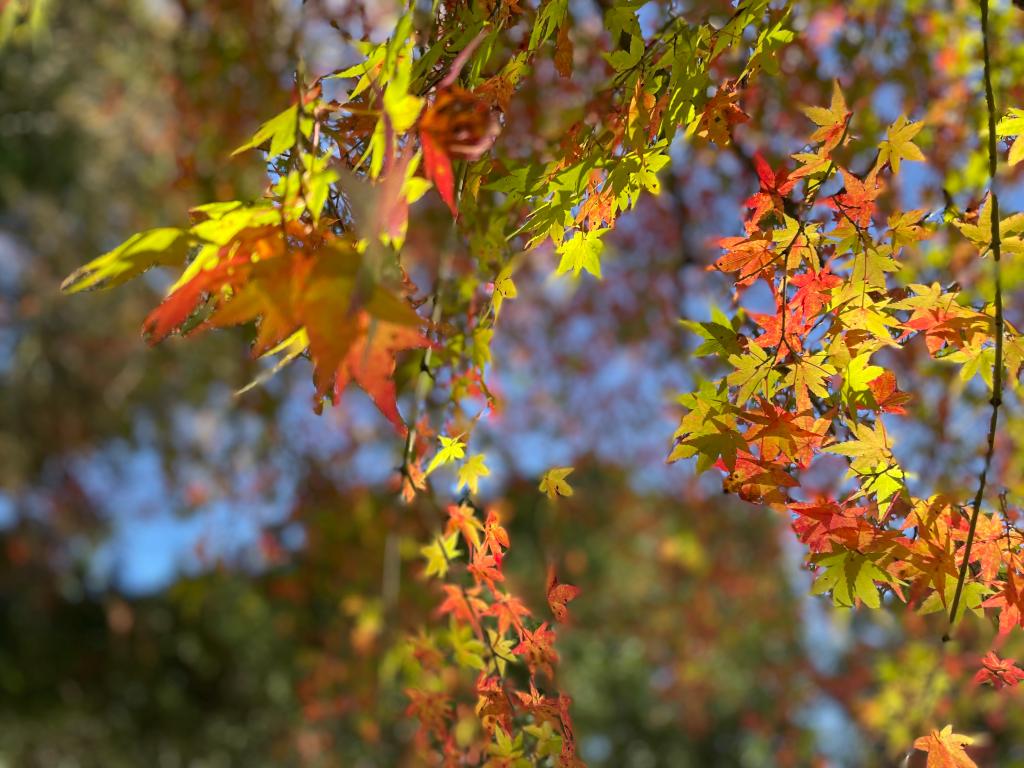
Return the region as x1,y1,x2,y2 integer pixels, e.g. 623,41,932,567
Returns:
399,164,468,480
944,0,1004,641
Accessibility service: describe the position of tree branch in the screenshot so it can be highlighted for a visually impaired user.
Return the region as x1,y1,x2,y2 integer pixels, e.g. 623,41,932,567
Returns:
944,0,1004,641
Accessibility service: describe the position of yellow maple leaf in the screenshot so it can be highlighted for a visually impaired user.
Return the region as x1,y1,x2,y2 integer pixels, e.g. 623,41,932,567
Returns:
539,467,574,499
877,115,925,174
456,454,490,495
420,531,461,579
425,435,466,476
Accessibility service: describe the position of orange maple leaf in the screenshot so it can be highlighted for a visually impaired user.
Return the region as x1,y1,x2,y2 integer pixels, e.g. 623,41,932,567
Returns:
913,725,977,768
546,565,581,623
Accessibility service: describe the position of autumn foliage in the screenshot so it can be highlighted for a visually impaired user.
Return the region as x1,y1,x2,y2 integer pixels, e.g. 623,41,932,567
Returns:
49,0,1024,764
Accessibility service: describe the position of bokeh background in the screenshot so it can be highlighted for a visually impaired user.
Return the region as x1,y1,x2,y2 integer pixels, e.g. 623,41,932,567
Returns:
3,1,1024,766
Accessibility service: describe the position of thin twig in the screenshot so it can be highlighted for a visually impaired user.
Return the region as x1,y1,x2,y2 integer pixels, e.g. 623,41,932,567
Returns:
944,0,1004,642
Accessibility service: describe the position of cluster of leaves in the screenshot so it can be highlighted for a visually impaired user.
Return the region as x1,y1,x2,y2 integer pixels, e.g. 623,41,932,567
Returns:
672,78,1024,761
58,0,800,759
55,0,1024,762
411,494,581,766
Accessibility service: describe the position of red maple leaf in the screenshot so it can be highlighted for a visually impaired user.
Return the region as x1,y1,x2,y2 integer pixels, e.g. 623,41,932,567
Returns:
973,651,1024,689
467,549,504,590
513,622,559,679
982,570,1024,635
419,86,500,217
751,296,805,357
744,152,797,231
309,310,432,432
865,371,911,415
788,267,842,329
488,592,532,636
437,584,488,632
546,565,581,623
825,170,882,228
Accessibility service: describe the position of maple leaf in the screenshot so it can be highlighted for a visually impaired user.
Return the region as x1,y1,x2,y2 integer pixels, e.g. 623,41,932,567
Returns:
554,23,574,77
801,80,850,151
140,227,432,430
476,673,515,732
865,371,911,414
697,81,749,146
438,584,488,632
539,467,574,499
449,621,487,671
888,209,930,249
750,297,806,358
419,86,501,216
421,531,462,579
491,264,518,318
825,420,905,502
421,129,456,216
790,499,866,553
952,193,1024,256
913,725,977,768
61,228,190,294
788,267,842,328
457,454,491,495
446,503,484,552
727,341,782,404
546,565,581,623
713,234,776,289
426,435,467,476
556,229,607,279
717,451,797,507
973,651,1024,689
467,549,504,589
975,515,1012,584
811,549,891,609
404,689,452,741
895,283,990,356
488,592,531,635
680,304,743,358
315,311,432,431
671,383,747,471
744,152,796,231
825,169,882,228
982,570,1024,635
877,115,925,174
741,398,827,468
482,509,510,557
513,622,559,678
996,107,1024,166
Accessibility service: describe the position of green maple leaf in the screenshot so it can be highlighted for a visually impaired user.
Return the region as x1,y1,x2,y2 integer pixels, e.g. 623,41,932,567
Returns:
680,305,743,358
997,107,1024,166
727,343,779,404
811,550,892,609
448,621,487,671
61,228,190,294
826,420,906,501
671,381,746,472
556,228,607,278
